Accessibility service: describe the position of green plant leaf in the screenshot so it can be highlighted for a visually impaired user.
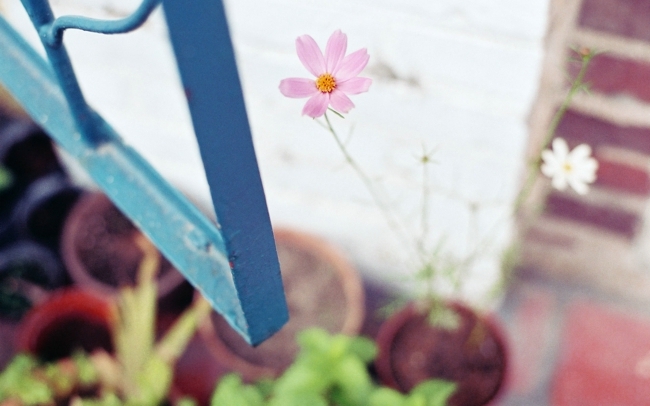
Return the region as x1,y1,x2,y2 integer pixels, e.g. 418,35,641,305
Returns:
347,336,377,363
411,379,457,406
369,387,407,406
130,355,172,406
331,357,373,405
0,354,53,405
268,392,327,406
272,363,328,396
175,396,198,406
296,328,331,354
0,165,12,191
73,392,123,406
156,297,212,365
73,351,98,386
211,374,264,406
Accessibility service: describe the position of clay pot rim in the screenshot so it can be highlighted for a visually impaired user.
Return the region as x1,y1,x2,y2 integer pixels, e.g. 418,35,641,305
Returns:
15,288,117,356
60,191,185,299
374,300,509,405
11,173,81,240
199,226,366,381
0,240,65,288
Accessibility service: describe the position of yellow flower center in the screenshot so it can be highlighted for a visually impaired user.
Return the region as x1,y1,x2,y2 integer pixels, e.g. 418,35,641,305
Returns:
563,162,573,173
316,73,336,93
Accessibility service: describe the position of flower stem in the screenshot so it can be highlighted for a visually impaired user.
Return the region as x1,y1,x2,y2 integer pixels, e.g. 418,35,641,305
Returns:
513,49,595,213
418,151,431,257
322,112,414,255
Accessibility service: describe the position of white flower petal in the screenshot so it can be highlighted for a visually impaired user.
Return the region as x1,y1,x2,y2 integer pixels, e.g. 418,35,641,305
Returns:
551,173,569,190
569,144,592,160
568,178,589,195
551,138,569,160
541,162,556,178
541,150,559,168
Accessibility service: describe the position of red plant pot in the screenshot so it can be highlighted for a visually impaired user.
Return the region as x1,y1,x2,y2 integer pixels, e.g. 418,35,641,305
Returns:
16,289,116,362
375,302,508,406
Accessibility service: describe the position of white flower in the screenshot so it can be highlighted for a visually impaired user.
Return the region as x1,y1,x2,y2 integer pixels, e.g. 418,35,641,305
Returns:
541,138,598,195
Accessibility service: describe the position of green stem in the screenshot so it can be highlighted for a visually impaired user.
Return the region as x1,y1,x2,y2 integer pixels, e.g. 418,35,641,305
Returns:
418,155,431,258
513,52,594,213
323,112,414,254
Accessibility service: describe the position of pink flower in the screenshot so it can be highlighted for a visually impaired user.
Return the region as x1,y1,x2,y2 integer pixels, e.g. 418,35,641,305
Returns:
279,30,372,118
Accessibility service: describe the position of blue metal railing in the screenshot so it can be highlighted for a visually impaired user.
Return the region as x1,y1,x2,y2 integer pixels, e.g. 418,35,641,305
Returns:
0,0,288,346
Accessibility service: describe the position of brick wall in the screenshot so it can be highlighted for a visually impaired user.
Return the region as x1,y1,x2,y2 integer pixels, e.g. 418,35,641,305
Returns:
522,0,650,302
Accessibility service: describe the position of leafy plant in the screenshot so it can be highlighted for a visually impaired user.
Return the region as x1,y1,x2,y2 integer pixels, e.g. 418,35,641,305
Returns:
0,236,212,406
0,165,12,192
211,328,456,406
0,352,98,406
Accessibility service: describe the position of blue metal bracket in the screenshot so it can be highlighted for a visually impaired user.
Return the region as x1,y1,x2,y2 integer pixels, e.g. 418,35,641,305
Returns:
0,0,288,345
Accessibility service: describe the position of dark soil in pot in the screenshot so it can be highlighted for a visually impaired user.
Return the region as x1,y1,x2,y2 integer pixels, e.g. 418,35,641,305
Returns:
61,192,185,299
375,302,507,406
199,227,365,382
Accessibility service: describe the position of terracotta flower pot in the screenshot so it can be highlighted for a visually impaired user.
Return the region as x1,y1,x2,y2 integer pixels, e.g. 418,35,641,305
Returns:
60,192,186,300
375,302,508,406
16,289,116,362
198,227,365,382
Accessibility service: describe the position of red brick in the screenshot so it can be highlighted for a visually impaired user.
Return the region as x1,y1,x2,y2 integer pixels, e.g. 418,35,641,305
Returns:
544,192,639,239
594,157,650,196
552,301,650,406
573,53,650,104
579,0,650,42
557,110,650,155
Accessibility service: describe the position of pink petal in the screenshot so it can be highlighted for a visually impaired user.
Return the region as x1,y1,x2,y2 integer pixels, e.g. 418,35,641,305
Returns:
279,78,318,98
329,89,355,113
302,92,329,118
296,35,326,77
337,77,372,95
333,48,369,81
325,30,347,73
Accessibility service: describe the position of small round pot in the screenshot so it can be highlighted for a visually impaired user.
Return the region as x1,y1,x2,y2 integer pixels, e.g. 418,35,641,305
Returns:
16,289,116,362
0,240,67,320
12,173,81,249
60,192,185,300
375,301,508,406
199,227,365,382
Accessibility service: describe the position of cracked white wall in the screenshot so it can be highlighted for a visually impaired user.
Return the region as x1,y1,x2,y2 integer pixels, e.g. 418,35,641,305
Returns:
0,0,550,304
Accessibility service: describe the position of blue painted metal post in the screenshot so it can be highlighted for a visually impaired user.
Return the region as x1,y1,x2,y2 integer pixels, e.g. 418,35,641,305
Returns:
162,0,288,348
0,0,288,345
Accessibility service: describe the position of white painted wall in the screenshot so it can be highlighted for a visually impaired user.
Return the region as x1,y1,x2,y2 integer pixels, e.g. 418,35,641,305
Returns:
0,0,550,304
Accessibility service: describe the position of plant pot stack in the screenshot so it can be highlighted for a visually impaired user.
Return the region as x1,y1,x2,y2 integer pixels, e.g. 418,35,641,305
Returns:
0,119,80,322
0,118,192,370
